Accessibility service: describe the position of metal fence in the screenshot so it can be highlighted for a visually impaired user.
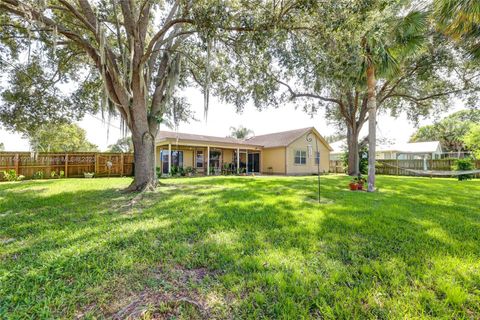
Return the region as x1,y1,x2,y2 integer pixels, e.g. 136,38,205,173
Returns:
330,159,480,177
0,152,134,181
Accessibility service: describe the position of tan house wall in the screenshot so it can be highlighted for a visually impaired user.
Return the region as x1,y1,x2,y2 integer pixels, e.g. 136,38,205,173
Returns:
261,147,286,174
286,132,330,175
223,149,234,164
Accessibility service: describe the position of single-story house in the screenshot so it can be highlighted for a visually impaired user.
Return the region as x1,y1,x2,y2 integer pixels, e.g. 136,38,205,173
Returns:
330,139,443,160
155,127,332,175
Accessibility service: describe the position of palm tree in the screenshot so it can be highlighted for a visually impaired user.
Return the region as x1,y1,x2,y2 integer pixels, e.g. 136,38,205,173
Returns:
362,10,428,191
229,126,254,140
434,0,480,60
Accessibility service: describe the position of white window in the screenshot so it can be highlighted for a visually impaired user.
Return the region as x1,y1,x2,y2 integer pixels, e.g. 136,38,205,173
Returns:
196,150,204,168
315,151,320,165
294,150,306,165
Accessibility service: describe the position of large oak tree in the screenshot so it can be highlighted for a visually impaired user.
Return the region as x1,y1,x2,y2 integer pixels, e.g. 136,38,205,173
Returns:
0,0,310,191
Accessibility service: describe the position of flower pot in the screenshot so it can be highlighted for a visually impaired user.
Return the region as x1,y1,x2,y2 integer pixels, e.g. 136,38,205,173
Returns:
357,183,364,190
349,182,358,191
84,173,94,179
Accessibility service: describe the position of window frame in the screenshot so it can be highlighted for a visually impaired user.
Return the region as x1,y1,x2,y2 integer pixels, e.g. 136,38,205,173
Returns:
196,150,204,168
315,151,320,165
294,149,307,165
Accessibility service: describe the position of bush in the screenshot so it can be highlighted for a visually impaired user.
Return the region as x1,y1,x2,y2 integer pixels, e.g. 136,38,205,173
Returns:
178,166,185,176
2,169,18,181
452,158,474,181
33,171,44,179
170,165,179,176
185,166,196,176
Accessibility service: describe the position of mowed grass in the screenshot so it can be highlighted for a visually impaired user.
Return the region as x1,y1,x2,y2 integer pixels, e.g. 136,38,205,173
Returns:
0,175,479,319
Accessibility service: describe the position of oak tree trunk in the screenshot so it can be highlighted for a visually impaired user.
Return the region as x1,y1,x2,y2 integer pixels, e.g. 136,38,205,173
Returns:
129,129,157,192
346,124,361,176
366,65,377,192
126,101,158,192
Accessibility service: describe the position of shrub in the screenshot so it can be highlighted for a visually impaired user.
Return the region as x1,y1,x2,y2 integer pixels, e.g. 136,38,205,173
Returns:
156,166,162,178
51,171,57,178
452,158,474,181
59,170,65,178
33,171,44,179
178,166,185,176
170,165,179,176
185,166,196,176
2,170,18,181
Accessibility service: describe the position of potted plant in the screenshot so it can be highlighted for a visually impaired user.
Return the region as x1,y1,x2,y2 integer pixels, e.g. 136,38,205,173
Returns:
185,166,194,177
84,172,95,178
349,179,358,191
355,175,366,190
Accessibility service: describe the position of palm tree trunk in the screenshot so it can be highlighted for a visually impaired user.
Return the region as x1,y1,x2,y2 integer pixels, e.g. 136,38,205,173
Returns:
366,64,377,192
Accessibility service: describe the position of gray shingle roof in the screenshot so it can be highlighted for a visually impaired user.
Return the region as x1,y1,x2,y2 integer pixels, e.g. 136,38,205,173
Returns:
155,131,262,146
245,127,313,148
156,127,331,150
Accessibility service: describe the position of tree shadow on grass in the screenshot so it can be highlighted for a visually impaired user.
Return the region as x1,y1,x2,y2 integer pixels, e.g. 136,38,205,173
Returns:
1,176,479,318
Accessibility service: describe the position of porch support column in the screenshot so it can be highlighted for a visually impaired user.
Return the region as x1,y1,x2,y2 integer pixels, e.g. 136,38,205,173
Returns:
246,150,249,174
207,146,210,176
237,147,240,174
168,143,172,175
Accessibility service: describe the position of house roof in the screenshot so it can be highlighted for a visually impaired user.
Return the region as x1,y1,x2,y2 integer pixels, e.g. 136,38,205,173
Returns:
246,127,333,149
155,131,262,146
330,139,442,154
156,127,333,150
389,141,442,154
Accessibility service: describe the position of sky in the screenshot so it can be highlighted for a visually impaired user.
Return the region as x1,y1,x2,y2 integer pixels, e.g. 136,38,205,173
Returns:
0,88,463,152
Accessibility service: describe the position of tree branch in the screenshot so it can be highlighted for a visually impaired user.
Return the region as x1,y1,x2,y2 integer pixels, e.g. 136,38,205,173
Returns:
141,17,194,65
275,78,342,105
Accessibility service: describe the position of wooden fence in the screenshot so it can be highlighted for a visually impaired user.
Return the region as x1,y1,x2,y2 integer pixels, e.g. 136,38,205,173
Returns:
330,159,480,177
0,152,134,181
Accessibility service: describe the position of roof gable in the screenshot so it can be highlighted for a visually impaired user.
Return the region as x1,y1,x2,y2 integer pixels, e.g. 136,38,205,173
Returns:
286,127,333,151
246,127,313,148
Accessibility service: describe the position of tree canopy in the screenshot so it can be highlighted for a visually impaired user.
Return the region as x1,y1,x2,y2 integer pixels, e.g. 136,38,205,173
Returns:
229,126,254,140
29,123,98,152
463,124,480,158
434,0,480,60
0,0,313,190
218,0,479,178
410,110,480,153
108,136,133,153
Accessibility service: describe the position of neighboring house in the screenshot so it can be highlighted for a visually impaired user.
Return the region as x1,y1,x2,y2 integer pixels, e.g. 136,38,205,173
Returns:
377,141,443,160
330,139,443,161
155,127,332,175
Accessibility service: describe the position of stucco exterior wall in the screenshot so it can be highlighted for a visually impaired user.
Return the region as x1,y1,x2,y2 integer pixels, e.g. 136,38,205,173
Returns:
223,149,234,164
286,132,330,175
261,147,286,174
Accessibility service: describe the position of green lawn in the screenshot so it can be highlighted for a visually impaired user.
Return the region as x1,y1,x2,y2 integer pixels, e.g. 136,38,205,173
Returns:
0,175,479,319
